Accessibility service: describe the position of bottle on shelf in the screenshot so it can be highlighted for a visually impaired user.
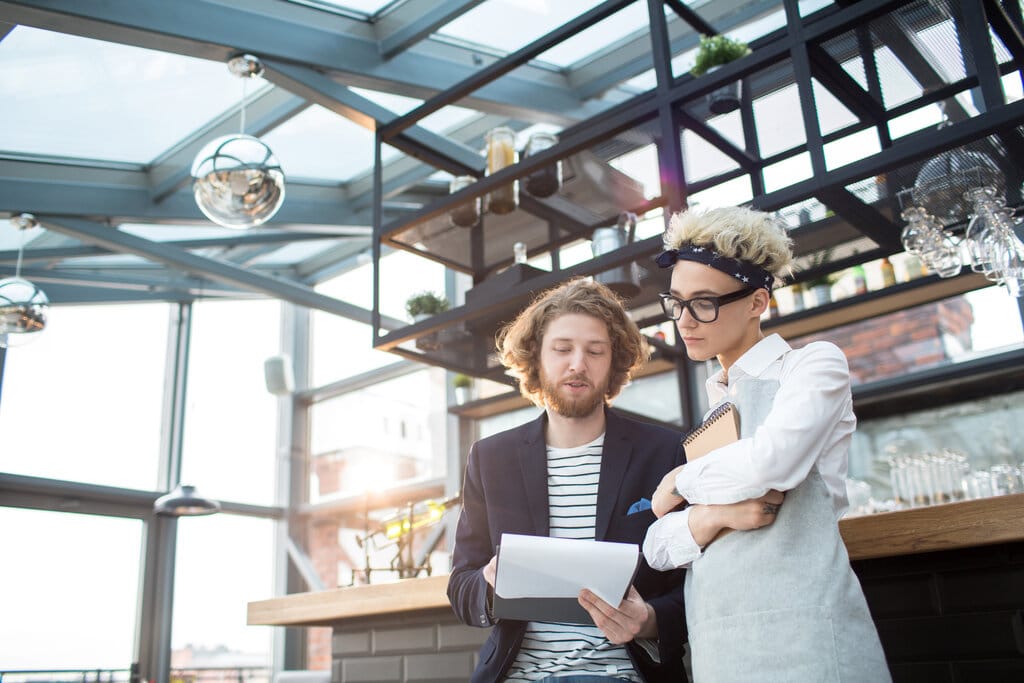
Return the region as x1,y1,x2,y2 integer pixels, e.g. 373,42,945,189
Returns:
790,282,805,312
522,131,561,198
448,175,480,228
879,257,897,288
513,241,527,265
851,264,868,295
485,126,518,215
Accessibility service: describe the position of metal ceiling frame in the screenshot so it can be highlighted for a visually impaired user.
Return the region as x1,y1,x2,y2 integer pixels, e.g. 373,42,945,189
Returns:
0,0,789,311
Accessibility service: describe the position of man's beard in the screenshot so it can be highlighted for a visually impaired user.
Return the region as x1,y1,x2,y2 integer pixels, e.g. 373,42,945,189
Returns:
540,371,608,418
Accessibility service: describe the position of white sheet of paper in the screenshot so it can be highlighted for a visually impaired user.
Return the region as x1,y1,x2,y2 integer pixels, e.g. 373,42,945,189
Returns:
494,533,639,606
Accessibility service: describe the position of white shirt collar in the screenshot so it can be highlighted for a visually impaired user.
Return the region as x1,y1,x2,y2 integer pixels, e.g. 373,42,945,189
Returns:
707,333,792,391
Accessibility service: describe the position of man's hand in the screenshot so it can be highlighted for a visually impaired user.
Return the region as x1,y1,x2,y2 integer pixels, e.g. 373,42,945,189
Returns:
482,555,498,587
688,490,785,547
652,464,687,518
578,586,656,644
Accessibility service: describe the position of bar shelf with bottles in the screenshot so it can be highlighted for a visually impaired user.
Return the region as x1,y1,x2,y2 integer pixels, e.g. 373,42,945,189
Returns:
763,252,991,340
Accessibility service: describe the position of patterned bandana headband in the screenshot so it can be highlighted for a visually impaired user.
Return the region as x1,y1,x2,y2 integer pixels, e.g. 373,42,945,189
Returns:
655,243,775,293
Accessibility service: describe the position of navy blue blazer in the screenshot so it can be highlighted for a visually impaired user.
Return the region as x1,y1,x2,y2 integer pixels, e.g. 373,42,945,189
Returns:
447,408,687,682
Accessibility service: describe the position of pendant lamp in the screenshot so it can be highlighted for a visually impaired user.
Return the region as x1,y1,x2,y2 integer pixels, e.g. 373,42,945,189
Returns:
0,213,49,348
191,55,285,229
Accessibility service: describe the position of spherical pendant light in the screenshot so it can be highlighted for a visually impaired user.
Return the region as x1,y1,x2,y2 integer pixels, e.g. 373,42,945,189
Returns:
0,213,48,348
191,55,285,229
191,134,285,228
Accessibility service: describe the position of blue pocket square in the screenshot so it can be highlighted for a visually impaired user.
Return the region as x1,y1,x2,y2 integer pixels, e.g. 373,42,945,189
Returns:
628,498,652,515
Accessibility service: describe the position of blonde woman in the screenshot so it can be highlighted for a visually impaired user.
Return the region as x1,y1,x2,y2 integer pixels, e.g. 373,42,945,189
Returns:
642,207,891,682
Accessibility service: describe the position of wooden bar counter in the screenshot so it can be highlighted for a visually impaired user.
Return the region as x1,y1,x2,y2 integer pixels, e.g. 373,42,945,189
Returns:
249,494,1024,682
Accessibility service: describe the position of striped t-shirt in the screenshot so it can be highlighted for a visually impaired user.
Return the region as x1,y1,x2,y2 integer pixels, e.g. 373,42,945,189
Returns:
503,434,640,682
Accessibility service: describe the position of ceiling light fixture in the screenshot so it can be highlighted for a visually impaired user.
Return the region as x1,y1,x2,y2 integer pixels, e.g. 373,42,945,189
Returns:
191,54,286,229
0,213,49,348
153,483,221,517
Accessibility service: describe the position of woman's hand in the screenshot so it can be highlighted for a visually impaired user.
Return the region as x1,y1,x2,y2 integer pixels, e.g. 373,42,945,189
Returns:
652,464,687,518
687,490,785,547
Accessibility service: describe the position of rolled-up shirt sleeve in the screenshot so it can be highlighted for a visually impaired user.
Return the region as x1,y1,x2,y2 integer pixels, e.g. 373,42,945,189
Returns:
642,507,703,570
675,343,852,506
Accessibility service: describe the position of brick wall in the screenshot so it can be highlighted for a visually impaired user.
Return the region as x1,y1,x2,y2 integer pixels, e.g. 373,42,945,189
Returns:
329,610,489,683
794,298,974,384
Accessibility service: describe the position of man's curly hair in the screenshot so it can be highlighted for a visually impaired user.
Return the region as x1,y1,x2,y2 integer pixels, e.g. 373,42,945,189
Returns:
496,278,649,407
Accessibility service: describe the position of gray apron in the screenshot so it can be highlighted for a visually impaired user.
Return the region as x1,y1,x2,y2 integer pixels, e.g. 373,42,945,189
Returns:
683,371,891,682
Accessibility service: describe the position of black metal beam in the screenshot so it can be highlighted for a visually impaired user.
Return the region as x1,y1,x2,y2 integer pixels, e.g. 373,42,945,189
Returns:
752,97,1024,210
786,0,827,179
663,0,717,37
985,0,1024,64
807,42,886,123
649,0,687,212
377,0,487,60
676,107,757,171
380,0,634,139
263,60,484,177
816,187,902,248
956,0,1006,112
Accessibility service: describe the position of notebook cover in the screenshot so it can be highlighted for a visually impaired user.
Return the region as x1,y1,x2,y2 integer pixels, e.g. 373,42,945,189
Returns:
682,402,740,461
679,403,741,541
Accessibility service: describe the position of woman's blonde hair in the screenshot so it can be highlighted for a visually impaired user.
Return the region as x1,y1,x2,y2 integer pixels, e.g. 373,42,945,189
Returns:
497,278,648,407
664,206,794,277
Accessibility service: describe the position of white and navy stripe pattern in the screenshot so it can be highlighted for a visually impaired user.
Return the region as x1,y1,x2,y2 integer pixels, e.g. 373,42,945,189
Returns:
503,434,640,682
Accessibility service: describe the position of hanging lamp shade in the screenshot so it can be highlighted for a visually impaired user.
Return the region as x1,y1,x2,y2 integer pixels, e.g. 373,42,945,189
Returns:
1,213,48,348
0,276,48,348
191,134,285,229
154,483,221,517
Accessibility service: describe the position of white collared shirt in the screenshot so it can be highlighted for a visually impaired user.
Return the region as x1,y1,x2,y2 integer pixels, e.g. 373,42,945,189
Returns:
642,334,854,570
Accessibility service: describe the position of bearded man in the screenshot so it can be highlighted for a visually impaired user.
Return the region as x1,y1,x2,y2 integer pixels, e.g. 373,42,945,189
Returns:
447,278,689,683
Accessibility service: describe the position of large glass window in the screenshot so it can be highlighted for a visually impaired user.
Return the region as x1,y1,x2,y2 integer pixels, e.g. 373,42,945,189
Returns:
0,303,170,489
180,300,281,506
309,369,447,498
171,514,275,670
614,371,683,426
311,251,445,387
0,508,143,669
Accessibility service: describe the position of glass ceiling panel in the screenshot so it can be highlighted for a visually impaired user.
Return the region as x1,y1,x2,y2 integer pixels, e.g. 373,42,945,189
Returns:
120,223,245,241
436,0,606,61
534,2,651,68
283,0,398,16
350,87,479,134
0,27,259,164
262,105,379,182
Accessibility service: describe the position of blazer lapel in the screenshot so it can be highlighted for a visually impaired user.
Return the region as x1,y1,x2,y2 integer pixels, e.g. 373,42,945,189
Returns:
517,412,549,536
594,409,632,541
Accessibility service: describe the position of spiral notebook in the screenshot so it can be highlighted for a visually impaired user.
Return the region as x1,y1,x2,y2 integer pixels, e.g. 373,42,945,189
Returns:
683,402,741,461
680,402,742,540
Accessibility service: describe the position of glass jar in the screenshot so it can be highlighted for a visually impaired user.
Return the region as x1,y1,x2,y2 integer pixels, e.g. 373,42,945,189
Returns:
522,131,561,198
485,126,518,214
448,175,480,228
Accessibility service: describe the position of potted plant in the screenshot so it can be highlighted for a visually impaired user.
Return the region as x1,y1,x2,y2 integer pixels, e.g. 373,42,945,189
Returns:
406,291,449,351
803,248,835,307
405,291,450,323
691,34,751,115
453,373,473,405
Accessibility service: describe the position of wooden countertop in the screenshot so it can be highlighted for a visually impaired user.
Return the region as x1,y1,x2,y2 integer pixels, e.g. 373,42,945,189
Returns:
838,491,1024,561
248,493,1024,627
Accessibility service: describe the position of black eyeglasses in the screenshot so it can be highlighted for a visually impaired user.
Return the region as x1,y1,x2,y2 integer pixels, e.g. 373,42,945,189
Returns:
659,287,755,323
